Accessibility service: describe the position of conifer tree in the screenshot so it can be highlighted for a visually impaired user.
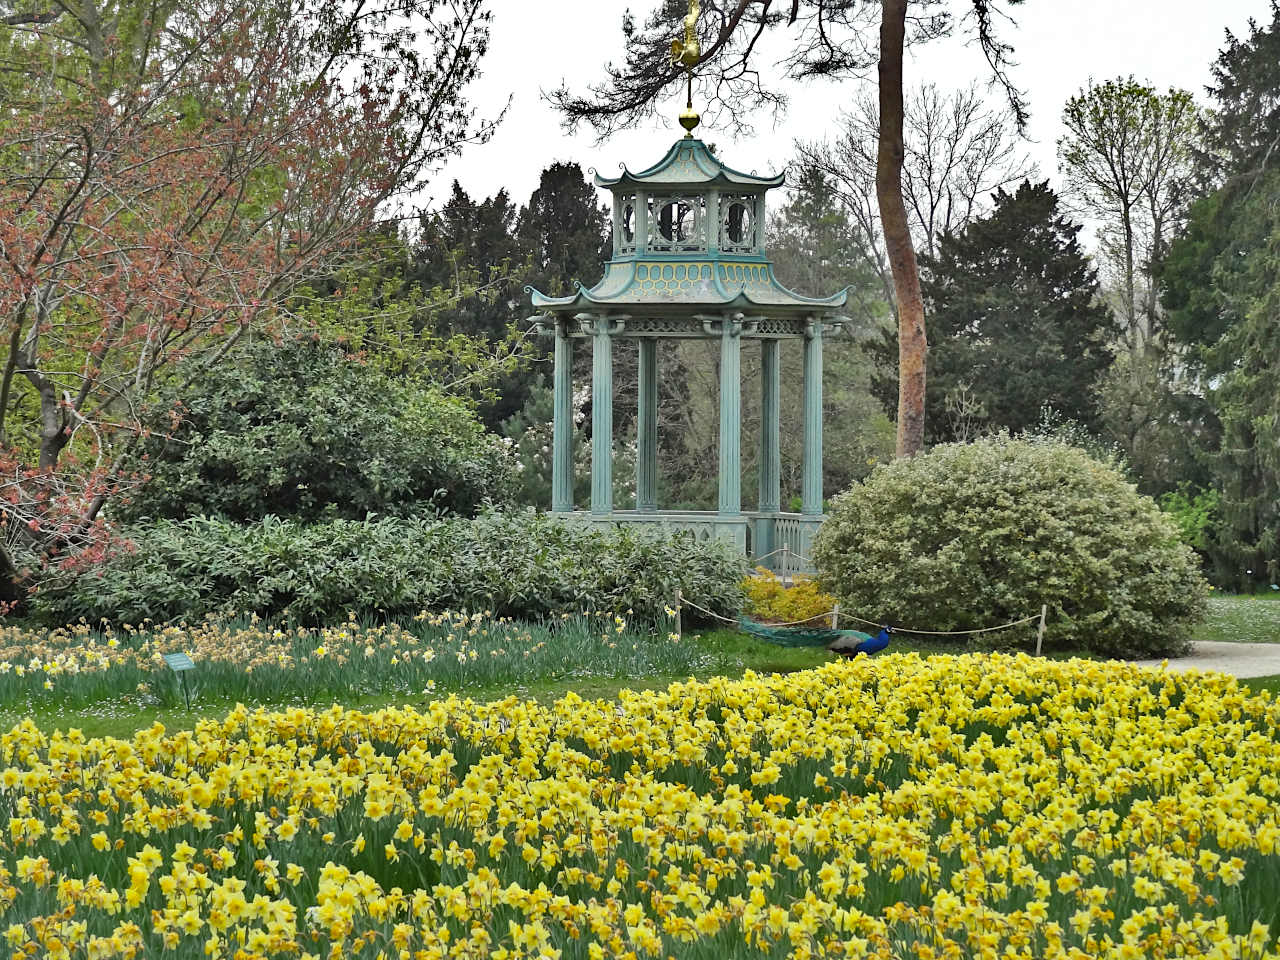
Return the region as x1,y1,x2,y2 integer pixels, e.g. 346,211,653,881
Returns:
920,181,1116,443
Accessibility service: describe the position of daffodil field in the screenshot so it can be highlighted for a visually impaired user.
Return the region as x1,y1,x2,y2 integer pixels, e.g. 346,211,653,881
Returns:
0,615,704,720
2,653,1279,959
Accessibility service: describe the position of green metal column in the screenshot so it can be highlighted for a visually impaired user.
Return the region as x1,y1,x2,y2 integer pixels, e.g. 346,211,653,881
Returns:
551,320,574,513
635,191,648,253
758,338,781,513
590,318,614,515
636,338,658,512
802,320,824,515
717,318,743,515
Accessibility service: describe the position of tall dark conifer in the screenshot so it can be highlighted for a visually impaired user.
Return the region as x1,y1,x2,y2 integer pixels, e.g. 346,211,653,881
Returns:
920,180,1116,443
516,162,611,297
1160,3,1280,588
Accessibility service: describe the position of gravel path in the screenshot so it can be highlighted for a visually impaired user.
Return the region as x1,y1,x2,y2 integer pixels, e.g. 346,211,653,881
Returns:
1132,640,1280,679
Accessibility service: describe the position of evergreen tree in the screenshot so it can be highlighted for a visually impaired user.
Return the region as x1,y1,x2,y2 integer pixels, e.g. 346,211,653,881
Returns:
920,181,1117,443
516,162,611,296
1159,4,1280,588
415,181,526,342
411,171,601,429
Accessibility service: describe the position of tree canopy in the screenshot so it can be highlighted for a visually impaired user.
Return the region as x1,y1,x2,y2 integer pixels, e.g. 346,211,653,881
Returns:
118,338,513,524
0,0,497,573
920,180,1116,443
1158,2,1280,587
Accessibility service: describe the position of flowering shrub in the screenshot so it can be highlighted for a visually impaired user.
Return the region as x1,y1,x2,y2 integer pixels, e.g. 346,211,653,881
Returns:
814,435,1208,657
1,655,1279,958
30,510,746,625
742,568,837,625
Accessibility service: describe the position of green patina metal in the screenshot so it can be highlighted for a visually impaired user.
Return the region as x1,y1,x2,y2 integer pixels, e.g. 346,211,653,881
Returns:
527,135,852,574
530,138,847,316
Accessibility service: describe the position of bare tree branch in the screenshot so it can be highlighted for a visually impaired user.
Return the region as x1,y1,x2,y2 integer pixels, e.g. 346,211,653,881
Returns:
1,8,61,25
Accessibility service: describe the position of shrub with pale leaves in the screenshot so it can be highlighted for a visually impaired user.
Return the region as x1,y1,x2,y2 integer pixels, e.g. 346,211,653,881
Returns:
812,435,1207,658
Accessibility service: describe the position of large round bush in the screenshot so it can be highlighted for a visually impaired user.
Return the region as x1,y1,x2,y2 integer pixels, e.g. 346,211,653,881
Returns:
812,435,1208,658
116,337,513,523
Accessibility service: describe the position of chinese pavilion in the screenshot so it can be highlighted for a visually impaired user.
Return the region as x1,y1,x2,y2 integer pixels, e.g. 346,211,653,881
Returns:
526,116,850,572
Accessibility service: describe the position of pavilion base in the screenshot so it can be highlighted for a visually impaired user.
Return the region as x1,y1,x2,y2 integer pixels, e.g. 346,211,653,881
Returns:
551,510,825,576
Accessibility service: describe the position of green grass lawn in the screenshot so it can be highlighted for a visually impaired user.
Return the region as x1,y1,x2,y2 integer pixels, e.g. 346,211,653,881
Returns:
1198,592,1280,643
1244,674,1280,697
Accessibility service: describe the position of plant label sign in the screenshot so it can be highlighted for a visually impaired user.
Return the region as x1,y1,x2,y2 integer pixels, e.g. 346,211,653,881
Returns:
163,653,196,673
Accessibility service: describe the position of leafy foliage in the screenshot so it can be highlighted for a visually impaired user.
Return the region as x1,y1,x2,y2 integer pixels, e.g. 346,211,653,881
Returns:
31,511,747,625
409,165,609,429
0,0,495,575
516,162,612,297
1200,0,1280,179
1159,487,1221,554
920,181,1116,443
298,226,535,411
1057,78,1199,353
812,435,1208,658
117,338,513,523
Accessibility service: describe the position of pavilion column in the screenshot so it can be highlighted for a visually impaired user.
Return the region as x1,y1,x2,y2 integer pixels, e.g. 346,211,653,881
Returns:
801,319,824,515
758,338,781,514
551,320,574,513
589,316,619,515
636,338,658,512
716,316,743,515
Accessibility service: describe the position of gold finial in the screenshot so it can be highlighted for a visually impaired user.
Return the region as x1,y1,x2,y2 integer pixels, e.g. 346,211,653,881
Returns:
679,106,700,136
671,0,700,137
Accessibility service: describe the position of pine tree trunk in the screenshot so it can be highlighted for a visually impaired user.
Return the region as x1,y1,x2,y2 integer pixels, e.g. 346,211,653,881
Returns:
878,0,926,456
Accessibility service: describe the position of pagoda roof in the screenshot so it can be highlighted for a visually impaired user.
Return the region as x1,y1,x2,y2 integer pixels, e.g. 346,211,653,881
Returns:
593,138,784,191
528,258,847,315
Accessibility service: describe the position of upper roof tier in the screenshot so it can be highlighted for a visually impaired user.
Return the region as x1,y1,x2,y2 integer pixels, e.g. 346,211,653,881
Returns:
594,138,784,192
526,136,851,327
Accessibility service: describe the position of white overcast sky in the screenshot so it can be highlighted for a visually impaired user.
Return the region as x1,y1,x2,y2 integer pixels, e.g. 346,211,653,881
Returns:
427,0,1269,212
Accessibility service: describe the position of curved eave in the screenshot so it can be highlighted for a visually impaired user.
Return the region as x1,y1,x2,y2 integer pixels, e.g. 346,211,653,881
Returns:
710,269,849,309
594,170,785,191
527,284,848,313
527,285,583,310
593,139,784,191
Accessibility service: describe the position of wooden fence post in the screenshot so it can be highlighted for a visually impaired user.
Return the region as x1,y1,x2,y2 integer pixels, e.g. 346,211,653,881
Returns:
675,589,683,641
1035,604,1047,656
831,603,840,630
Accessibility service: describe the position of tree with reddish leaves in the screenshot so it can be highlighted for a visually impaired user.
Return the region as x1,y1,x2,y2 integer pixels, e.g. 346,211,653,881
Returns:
0,0,497,587
550,0,1026,458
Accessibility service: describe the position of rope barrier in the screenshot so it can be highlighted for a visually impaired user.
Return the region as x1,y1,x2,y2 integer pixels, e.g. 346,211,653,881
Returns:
676,596,739,625
676,596,1043,638
731,543,1048,642
749,547,816,567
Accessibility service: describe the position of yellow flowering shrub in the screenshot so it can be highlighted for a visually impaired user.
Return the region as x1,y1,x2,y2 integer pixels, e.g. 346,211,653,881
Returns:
1,656,1280,958
742,567,838,625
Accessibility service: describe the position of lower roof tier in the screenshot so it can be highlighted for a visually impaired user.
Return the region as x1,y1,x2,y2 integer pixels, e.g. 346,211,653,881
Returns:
531,314,849,340
527,257,849,316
